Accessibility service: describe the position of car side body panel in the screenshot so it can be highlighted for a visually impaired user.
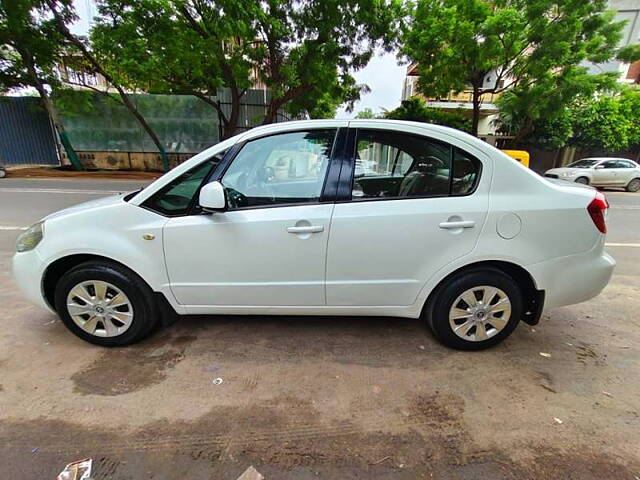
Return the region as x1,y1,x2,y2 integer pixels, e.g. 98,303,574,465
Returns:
12,120,615,323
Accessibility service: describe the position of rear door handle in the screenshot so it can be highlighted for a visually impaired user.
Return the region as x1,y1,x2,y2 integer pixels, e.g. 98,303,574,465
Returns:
439,220,475,229
286,225,324,234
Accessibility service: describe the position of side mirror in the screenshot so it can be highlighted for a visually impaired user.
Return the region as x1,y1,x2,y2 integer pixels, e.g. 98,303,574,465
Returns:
594,165,605,169
199,181,227,212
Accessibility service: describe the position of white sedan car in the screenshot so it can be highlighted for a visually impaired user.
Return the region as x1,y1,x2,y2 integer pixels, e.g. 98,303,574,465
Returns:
545,157,640,192
13,120,615,350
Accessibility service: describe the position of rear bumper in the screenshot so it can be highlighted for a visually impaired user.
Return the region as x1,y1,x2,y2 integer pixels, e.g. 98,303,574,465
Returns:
527,241,615,310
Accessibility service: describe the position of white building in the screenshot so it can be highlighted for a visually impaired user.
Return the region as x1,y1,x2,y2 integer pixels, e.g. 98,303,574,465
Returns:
584,0,640,83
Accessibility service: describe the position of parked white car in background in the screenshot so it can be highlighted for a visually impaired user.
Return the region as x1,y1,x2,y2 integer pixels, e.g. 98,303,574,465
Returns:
13,120,615,350
545,157,640,192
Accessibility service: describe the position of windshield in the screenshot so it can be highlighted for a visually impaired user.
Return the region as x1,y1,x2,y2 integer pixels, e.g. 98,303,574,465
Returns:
568,159,600,168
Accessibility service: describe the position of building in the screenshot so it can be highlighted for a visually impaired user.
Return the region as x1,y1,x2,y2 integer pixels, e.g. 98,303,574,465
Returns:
584,0,640,83
401,0,639,138
401,62,506,138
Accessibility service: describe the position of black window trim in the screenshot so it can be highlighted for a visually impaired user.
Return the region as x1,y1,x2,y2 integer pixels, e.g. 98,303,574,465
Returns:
140,156,224,218
335,127,483,204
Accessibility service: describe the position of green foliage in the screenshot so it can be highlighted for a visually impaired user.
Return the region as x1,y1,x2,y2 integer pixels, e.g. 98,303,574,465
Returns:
496,69,619,149
354,108,378,119
384,97,471,132
0,0,66,92
90,0,402,131
253,0,403,122
571,88,640,152
402,0,627,136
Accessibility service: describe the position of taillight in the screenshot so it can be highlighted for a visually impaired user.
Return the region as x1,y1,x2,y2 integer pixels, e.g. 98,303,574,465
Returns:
587,191,609,234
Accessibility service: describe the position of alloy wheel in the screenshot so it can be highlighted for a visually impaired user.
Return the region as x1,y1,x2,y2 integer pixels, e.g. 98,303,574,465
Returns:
66,280,134,337
448,285,512,342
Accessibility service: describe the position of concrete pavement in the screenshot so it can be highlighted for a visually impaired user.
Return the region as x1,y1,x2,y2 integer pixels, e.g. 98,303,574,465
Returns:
1,178,639,479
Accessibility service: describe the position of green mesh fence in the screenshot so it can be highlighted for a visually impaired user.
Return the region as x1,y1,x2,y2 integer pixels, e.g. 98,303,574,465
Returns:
57,93,221,153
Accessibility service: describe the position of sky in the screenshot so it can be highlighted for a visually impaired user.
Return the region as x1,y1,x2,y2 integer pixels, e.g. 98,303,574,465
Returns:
336,52,407,119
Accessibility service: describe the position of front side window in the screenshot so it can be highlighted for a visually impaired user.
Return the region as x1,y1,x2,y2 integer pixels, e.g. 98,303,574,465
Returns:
351,129,480,200
144,149,227,215
601,161,618,169
221,130,336,209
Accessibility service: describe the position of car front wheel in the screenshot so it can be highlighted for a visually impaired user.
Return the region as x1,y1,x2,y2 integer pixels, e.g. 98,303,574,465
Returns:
54,261,159,346
426,268,523,350
575,177,589,185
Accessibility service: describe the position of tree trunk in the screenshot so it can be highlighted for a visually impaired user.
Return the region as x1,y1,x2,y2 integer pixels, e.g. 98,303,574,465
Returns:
471,88,481,137
18,46,84,170
263,99,282,125
223,86,242,139
46,0,169,171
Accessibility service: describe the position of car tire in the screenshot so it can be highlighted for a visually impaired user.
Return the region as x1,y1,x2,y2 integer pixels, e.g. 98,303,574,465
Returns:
575,177,589,185
54,261,159,346
425,268,523,350
626,178,640,193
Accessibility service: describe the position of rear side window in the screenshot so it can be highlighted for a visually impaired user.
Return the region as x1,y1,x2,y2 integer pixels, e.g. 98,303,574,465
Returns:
616,160,636,168
351,129,481,200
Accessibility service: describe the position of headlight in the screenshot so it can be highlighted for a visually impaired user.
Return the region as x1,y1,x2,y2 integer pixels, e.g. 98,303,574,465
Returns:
16,221,44,252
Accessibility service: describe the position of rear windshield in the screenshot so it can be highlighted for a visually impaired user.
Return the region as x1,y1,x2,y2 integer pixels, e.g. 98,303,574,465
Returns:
568,159,599,168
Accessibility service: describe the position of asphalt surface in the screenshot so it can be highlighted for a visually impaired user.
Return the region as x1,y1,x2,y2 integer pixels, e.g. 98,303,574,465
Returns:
1,178,639,479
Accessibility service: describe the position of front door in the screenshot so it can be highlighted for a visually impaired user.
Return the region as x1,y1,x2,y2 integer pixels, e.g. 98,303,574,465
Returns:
163,129,339,306
326,127,488,306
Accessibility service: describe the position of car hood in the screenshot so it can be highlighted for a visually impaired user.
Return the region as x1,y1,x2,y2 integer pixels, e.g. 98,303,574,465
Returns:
43,193,126,221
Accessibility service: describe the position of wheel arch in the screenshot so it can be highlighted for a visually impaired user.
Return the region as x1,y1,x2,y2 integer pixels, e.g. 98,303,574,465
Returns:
422,260,545,326
43,254,148,311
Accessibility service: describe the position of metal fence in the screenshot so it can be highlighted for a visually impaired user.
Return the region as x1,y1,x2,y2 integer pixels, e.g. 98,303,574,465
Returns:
0,89,298,167
57,89,295,154
0,97,59,166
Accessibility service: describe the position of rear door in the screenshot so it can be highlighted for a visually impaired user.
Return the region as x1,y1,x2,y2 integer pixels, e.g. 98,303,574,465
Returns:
325,124,489,307
614,160,638,185
592,160,618,185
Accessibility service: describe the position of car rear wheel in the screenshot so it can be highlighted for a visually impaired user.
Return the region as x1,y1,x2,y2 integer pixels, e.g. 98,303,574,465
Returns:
54,261,159,346
426,268,523,350
575,177,589,185
626,178,640,193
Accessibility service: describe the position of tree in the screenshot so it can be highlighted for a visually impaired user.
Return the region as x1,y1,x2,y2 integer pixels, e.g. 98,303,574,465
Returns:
384,97,471,132
571,87,640,152
0,0,83,169
253,0,402,124
355,108,378,119
44,0,170,170
402,0,627,137
92,0,257,140
495,68,619,149
90,0,400,134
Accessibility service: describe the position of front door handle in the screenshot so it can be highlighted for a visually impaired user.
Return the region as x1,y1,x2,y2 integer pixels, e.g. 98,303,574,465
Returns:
439,220,475,229
287,225,324,234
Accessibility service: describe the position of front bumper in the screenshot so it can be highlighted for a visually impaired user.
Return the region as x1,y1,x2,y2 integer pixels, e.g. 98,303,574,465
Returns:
527,241,615,311
12,249,52,312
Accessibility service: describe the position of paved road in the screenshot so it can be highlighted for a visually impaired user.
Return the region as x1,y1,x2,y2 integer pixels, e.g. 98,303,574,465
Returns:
1,178,639,479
